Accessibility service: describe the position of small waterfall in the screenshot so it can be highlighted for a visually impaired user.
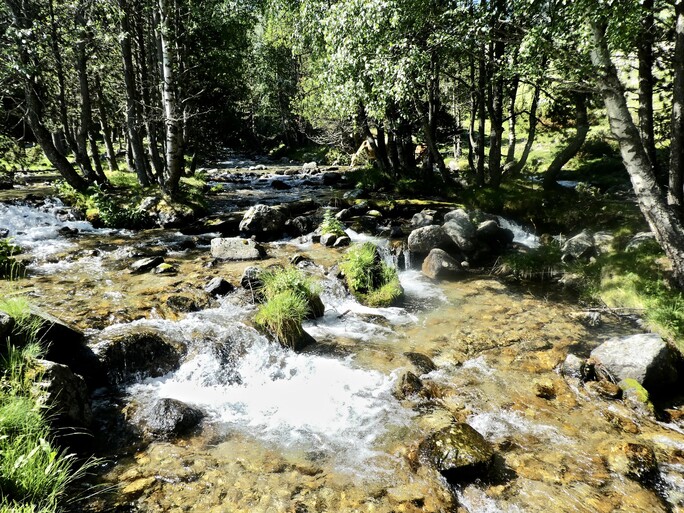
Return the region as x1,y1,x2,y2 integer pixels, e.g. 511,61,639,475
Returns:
497,216,540,249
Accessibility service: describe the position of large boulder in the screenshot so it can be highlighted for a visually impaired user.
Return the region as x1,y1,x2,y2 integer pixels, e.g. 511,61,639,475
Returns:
418,423,494,484
210,237,266,261
33,359,92,428
131,398,204,439
589,333,679,392
239,204,287,241
407,225,451,254
92,326,184,386
442,209,476,254
422,248,465,280
475,220,514,249
28,307,104,388
411,209,437,228
561,230,596,262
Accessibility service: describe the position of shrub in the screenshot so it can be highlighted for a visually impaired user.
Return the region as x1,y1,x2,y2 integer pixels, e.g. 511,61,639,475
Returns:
320,209,346,238
254,291,309,350
340,242,403,307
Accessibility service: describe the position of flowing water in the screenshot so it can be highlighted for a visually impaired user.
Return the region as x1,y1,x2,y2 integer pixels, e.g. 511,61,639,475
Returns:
2,170,684,513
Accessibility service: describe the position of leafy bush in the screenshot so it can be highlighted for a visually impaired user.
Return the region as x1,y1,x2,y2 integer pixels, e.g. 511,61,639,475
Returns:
340,242,403,306
254,290,309,349
320,209,346,237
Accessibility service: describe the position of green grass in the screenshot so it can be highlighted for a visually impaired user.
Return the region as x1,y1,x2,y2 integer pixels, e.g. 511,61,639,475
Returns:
260,266,320,304
320,209,346,237
0,238,25,280
254,290,309,349
340,242,403,307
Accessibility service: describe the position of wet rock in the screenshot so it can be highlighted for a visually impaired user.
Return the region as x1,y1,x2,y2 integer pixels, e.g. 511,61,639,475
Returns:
443,209,476,254
153,263,178,274
422,248,465,280
286,215,315,236
333,235,351,247
606,442,658,483
404,352,437,375
0,175,13,189
321,171,342,185
418,423,494,484
92,327,183,386
205,277,234,296
210,237,266,260
619,378,655,415
562,353,584,379
320,233,337,247
134,398,204,439
58,226,79,237
534,378,556,399
122,477,156,497
585,379,622,399
33,359,92,428
28,306,104,388
130,256,165,273
561,230,596,262
411,209,437,228
393,371,424,399
306,294,325,319
302,162,318,172
475,220,514,250
240,266,264,293
271,179,291,190
0,228,9,238
407,225,450,254
590,333,678,392
166,295,202,313
181,213,243,236
239,204,287,241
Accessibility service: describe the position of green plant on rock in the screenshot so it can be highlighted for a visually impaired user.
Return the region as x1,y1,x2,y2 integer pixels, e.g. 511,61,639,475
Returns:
340,242,403,307
320,209,346,238
0,238,25,280
254,290,309,350
261,266,320,305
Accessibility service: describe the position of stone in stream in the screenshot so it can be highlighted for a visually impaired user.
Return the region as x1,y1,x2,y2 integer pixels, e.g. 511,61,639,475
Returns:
33,359,92,429
166,295,203,313
589,333,678,393
320,233,337,247
130,256,165,273
92,326,184,386
475,220,514,249
411,209,437,228
271,179,291,190
0,228,9,238
393,371,424,400
210,237,266,260
239,204,287,241
561,230,596,262
332,235,351,248
403,352,437,375
422,248,465,280
562,353,585,380
133,398,204,439
154,263,178,274
418,423,494,484
407,225,451,254
605,441,659,484
204,277,235,296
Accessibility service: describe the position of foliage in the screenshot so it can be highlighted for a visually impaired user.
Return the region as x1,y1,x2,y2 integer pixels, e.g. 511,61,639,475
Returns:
254,291,309,349
260,266,320,305
320,209,346,238
494,243,565,281
0,238,24,280
340,242,403,307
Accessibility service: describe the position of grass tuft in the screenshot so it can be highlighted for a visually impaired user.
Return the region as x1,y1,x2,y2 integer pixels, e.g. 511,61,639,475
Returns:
340,242,403,307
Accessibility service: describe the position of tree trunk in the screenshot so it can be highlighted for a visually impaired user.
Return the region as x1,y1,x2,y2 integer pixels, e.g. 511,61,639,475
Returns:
542,93,589,190
511,82,542,176
591,20,684,288
95,75,119,172
120,0,150,186
475,48,487,185
669,1,684,211
159,0,184,195
506,74,520,164
639,0,658,179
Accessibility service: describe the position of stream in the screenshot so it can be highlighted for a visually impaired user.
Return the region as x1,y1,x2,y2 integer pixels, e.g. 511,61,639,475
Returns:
2,161,684,513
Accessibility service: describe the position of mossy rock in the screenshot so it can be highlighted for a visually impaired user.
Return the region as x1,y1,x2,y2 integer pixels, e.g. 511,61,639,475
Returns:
360,275,403,307
619,378,655,415
340,242,403,307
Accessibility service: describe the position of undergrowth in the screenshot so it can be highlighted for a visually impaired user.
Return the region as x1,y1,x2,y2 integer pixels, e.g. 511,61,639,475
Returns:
320,209,346,237
0,238,25,280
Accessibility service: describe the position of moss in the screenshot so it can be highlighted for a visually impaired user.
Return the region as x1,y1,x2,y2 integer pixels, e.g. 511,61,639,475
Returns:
363,275,403,307
340,242,403,307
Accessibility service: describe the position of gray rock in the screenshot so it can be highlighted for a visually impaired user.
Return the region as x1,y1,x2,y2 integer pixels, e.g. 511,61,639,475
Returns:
343,189,364,200
418,423,494,483
166,295,202,313
404,352,437,375
626,232,656,251
0,311,13,339
562,354,585,379
443,215,476,254
561,230,596,262
34,359,92,428
590,333,678,392
333,236,351,247
411,210,436,228
92,327,183,386
407,225,450,254
240,266,263,292
320,233,337,247
593,231,615,254
210,237,266,260
422,248,465,280
205,277,234,296
130,256,165,273
475,220,514,248
239,204,287,241
134,398,204,439
302,161,318,172
271,179,291,190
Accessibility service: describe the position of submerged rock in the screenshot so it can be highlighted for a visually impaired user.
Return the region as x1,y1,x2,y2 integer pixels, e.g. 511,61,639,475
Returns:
403,352,437,375
92,327,184,386
590,333,678,392
422,248,465,280
211,237,266,260
605,441,659,484
133,398,204,439
418,423,494,484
